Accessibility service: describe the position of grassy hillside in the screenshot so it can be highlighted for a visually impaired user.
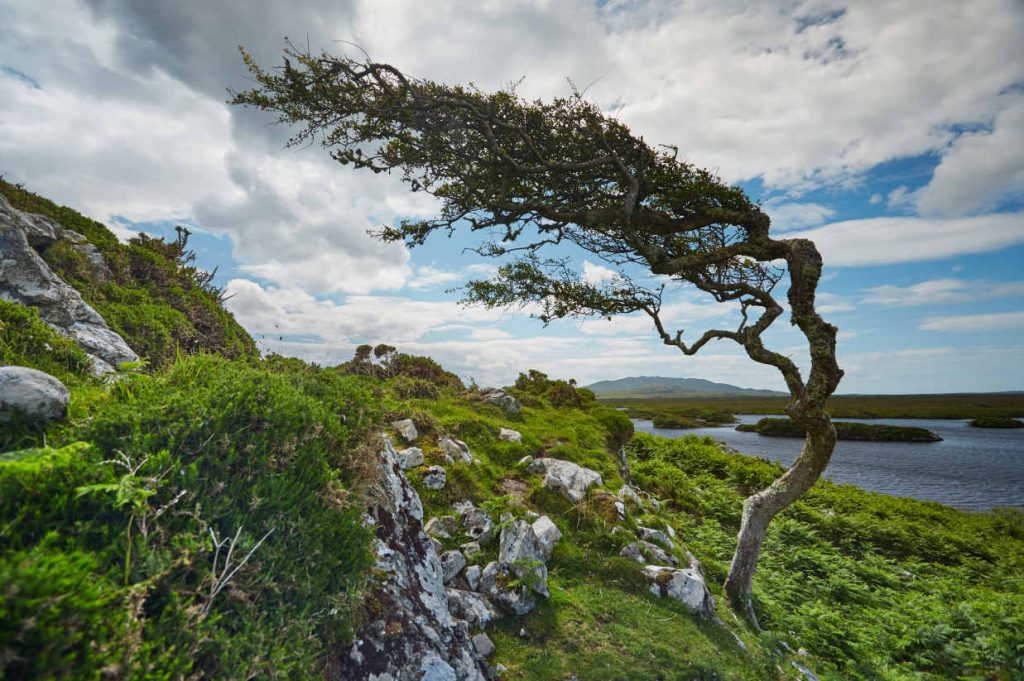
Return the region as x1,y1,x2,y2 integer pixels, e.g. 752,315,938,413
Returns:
609,393,1024,420
3,187,1022,679
0,179,257,369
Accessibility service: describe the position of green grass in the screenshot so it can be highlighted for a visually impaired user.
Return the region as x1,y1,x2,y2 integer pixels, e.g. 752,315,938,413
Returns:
608,393,1024,420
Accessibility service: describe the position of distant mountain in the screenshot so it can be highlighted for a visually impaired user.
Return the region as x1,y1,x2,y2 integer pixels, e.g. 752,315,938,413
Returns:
586,375,786,399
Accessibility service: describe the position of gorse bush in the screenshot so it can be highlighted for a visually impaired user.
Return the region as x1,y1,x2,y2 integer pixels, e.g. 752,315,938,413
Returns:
0,356,374,679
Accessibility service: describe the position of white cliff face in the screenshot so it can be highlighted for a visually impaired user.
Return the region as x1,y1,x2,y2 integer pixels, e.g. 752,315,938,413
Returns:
0,194,138,375
338,438,489,681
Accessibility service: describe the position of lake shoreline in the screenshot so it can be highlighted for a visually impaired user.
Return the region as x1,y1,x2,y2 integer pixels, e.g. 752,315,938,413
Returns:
633,415,1024,512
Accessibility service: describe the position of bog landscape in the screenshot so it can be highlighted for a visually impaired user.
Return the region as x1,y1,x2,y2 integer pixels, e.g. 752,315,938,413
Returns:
2,3,1023,680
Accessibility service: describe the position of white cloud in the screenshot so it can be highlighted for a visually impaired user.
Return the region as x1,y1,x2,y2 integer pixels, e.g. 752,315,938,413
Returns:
917,95,1024,217
582,260,621,284
407,265,463,290
763,199,835,231
863,278,1024,307
224,278,510,343
815,292,854,314
886,185,918,211
789,212,1024,266
918,311,1024,333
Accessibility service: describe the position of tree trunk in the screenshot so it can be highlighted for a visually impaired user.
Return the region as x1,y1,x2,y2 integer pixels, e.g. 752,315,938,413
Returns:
723,416,837,625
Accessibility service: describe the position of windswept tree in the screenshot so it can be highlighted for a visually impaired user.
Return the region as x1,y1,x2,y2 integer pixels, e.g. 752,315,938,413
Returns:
233,45,844,621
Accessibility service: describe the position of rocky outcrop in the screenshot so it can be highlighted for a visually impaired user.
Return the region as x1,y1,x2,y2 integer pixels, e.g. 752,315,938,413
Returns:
337,438,489,680
527,458,603,503
390,418,419,442
498,520,549,597
440,436,473,464
531,516,561,562
423,466,447,490
396,446,424,470
641,565,715,619
0,366,70,423
498,427,522,443
0,195,138,375
480,388,521,416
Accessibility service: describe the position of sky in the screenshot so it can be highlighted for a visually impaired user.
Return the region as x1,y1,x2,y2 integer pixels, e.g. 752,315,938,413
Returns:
1,0,1023,393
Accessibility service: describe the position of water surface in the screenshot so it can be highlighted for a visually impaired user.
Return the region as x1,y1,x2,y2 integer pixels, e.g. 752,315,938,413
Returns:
633,415,1024,511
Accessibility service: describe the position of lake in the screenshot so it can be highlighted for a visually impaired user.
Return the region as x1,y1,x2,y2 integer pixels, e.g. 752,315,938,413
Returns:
633,415,1024,512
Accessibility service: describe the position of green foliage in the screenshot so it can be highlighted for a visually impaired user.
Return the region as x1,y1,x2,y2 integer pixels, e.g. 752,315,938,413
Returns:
0,180,258,369
0,299,93,384
0,356,374,679
590,406,635,450
511,369,596,410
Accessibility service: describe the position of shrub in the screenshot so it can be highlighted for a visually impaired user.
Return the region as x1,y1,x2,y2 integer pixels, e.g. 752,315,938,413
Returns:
0,356,375,678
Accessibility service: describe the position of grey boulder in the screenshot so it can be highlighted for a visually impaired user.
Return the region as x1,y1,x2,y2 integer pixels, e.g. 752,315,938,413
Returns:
440,435,473,463
0,366,70,423
396,446,424,470
480,388,521,415
422,466,447,490
498,427,522,442
531,515,562,562
529,458,603,503
642,565,715,619
390,418,419,442
499,520,548,597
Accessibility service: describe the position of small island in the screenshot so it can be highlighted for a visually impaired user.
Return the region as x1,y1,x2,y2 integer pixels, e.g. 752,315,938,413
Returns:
970,416,1024,429
737,417,942,442
652,412,736,429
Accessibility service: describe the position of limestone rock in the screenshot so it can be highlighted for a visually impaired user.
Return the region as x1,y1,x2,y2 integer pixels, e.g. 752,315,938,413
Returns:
462,508,495,545
479,561,536,616
440,435,473,463
396,446,424,470
441,550,467,584
390,418,418,442
618,484,642,505
425,516,456,539
0,209,138,375
0,194,60,248
498,427,522,442
423,466,447,490
529,458,603,503
642,565,715,619
452,500,476,518
62,230,111,281
341,437,487,679
461,541,482,560
498,520,548,597
480,388,521,416
531,516,562,562
0,366,70,423
446,588,499,630
620,541,677,566
464,565,482,592
637,526,674,551
472,633,496,658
